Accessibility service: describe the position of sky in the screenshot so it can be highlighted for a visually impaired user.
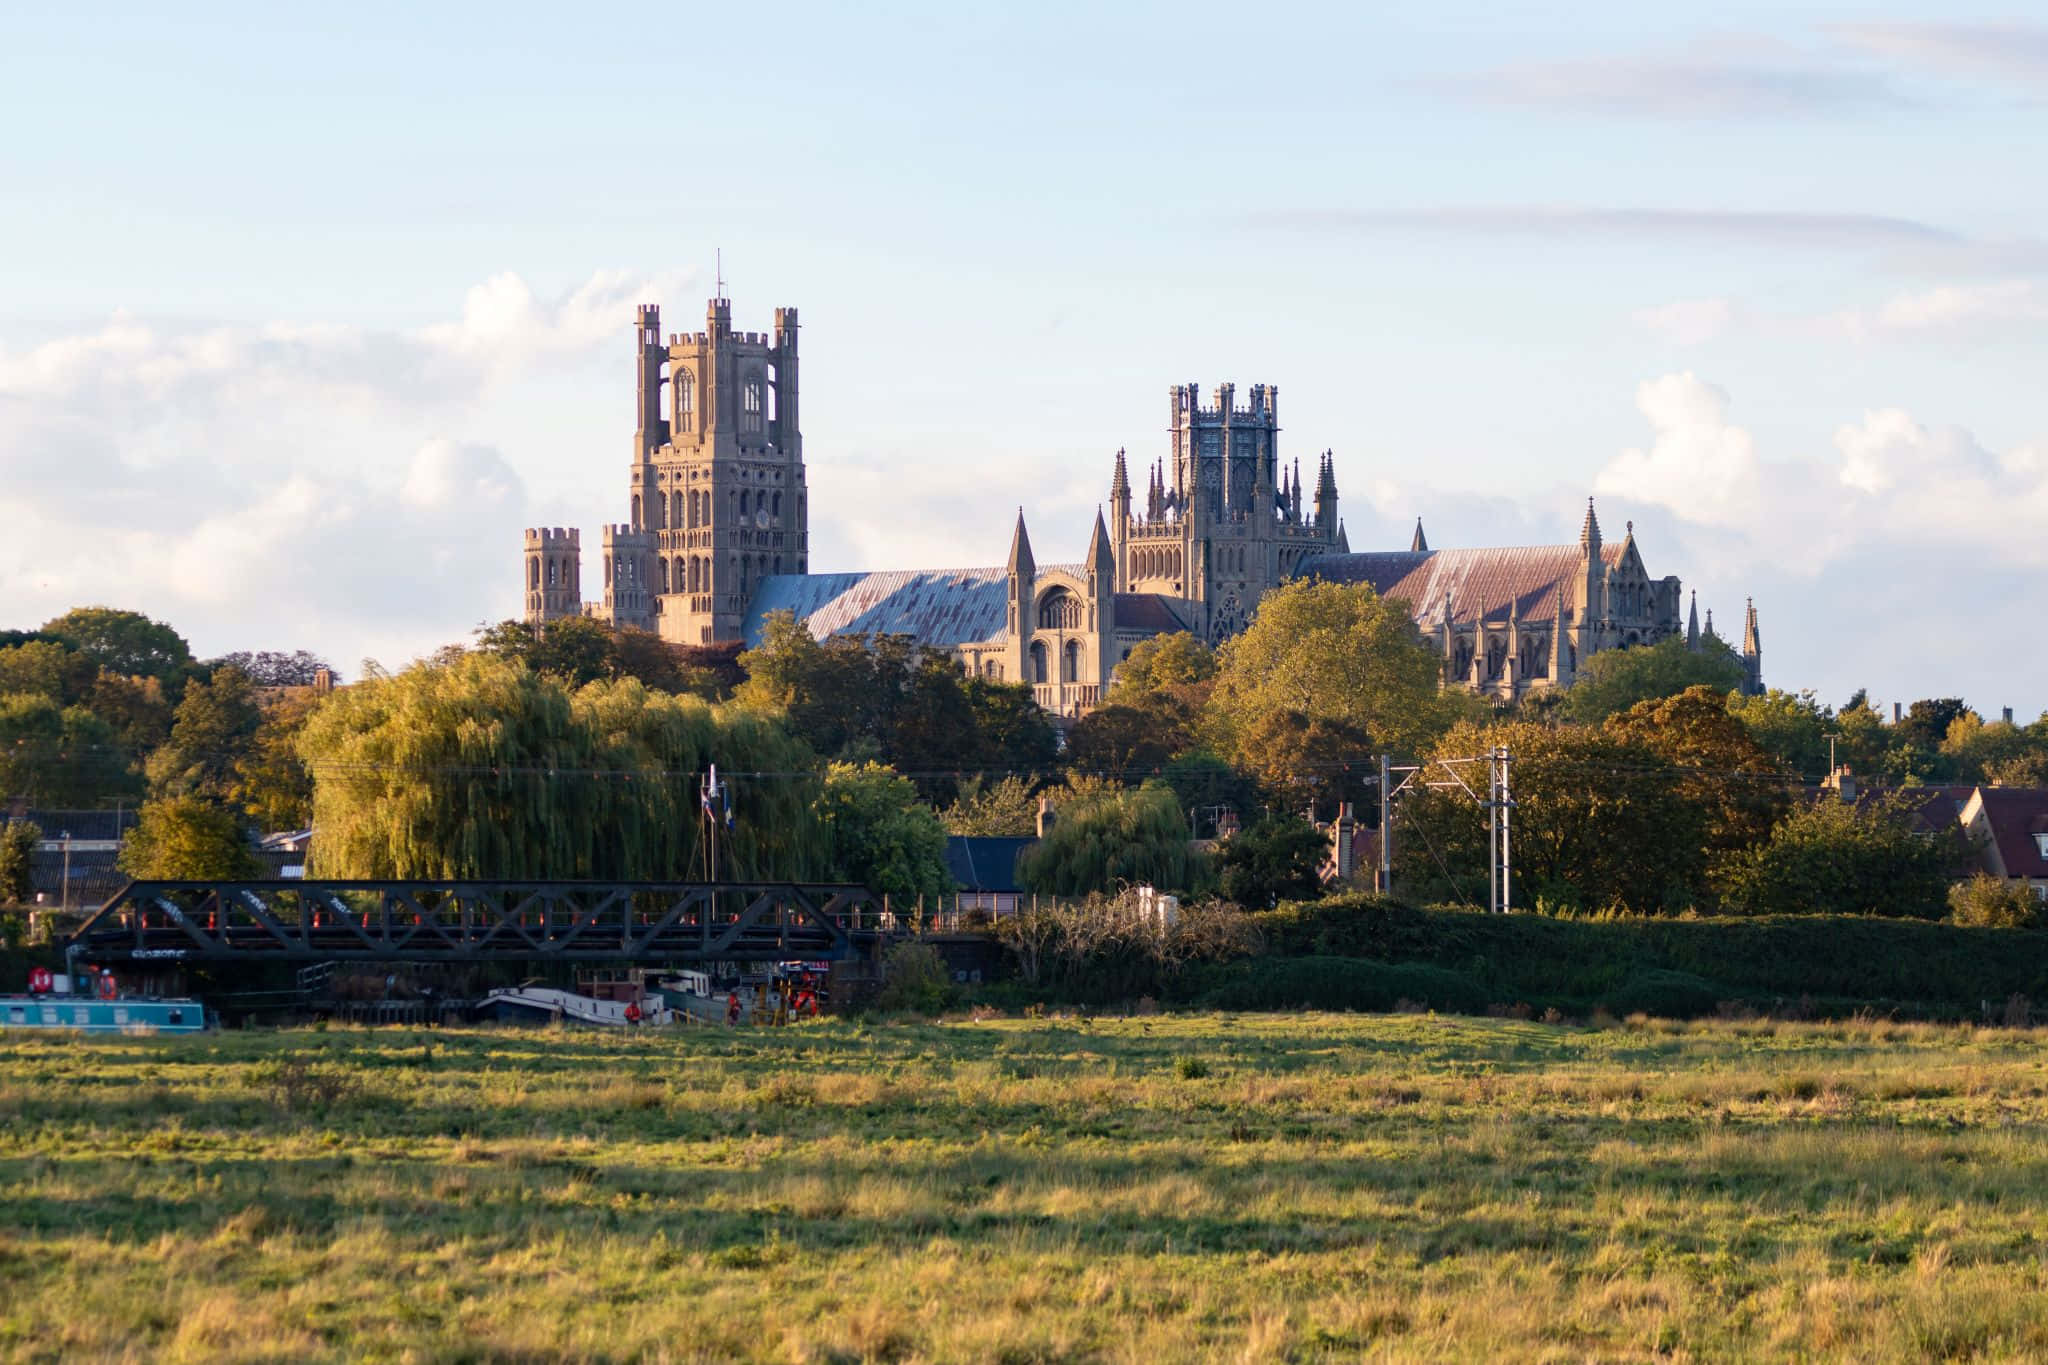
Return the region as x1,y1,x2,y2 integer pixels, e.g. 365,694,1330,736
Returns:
3,2,2045,717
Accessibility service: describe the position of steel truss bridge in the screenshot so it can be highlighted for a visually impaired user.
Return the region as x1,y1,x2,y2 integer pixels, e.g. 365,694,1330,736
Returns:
66,880,889,966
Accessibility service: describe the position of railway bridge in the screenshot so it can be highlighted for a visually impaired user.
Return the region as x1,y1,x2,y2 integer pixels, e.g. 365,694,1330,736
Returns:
66,879,890,967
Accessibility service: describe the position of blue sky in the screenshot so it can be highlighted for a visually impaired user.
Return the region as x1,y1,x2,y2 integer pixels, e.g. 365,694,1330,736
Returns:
4,2,2045,716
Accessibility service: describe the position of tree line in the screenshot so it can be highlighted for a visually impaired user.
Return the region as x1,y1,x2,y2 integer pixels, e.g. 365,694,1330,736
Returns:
4,587,2045,922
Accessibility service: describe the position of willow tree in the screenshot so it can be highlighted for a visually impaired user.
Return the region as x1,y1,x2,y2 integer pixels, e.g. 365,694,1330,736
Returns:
298,653,826,880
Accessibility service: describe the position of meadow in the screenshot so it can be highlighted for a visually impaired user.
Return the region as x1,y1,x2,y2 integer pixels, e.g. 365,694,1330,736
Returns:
4,1012,2048,1363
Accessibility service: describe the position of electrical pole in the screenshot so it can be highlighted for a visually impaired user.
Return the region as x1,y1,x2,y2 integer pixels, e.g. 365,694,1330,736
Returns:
1499,747,1512,914
1377,752,1392,895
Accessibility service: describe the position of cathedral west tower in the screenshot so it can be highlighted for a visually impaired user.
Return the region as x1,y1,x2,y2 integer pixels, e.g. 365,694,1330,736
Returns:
627,295,807,644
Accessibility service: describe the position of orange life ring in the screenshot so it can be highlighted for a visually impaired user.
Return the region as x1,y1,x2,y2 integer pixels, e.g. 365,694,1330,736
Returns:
27,966,52,995
97,972,118,1001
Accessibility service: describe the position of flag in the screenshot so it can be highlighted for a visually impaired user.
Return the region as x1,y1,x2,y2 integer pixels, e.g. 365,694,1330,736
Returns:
722,782,735,830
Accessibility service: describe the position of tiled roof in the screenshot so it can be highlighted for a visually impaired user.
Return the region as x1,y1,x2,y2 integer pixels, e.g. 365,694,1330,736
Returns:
1972,787,2048,878
15,810,139,842
944,835,1036,893
1114,593,1198,634
744,564,1075,648
1307,545,1621,626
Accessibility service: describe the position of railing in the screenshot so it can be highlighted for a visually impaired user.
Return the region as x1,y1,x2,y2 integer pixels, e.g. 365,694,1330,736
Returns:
68,880,885,965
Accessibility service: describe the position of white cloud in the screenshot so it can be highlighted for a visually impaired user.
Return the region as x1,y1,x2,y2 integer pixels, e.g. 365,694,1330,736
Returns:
1632,297,1736,345
0,269,684,665
1593,373,1763,523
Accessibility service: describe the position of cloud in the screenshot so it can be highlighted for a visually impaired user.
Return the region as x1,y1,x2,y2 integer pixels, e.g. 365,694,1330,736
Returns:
1633,297,1737,345
1260,206,1960,251
0,269,685,666
1832,22,2048,91
1821,280,2048,338
1594,373,1764,523
1447,52,1909,117
1581,374,2048,705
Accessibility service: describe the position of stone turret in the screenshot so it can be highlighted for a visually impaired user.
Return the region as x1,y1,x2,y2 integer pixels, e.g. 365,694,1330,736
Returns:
1741,598,1762,695
1410,518,1428,553
523,527,582,623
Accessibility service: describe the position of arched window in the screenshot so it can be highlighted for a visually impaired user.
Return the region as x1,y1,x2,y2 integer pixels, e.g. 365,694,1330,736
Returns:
687,556,700,593
742,374,764,433
1037,589,1081,630
659,558,670,594
631,494,641,530
605,557,614,588
1063,640,1080,683
547,561,558,588
673,492,685,528
676,369,695,432
1030,640,1048,684
739,491,750,519
529,559,540,590
772,491,782,518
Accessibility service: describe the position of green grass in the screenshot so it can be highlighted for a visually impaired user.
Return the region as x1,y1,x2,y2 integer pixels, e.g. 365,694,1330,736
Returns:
7,1013,2048,1361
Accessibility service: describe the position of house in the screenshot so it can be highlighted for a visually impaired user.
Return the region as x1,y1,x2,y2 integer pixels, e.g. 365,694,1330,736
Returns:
1959,788,2048,901
943,836,1036,914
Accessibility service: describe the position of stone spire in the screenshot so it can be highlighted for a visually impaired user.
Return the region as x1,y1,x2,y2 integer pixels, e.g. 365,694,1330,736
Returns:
1007,508,1034,577
1410,518,1429,553
1086,507,1113,575
1686,590,1700,649
1579,497,1602,553
1704,607,1716,639
1334,518,1349,552
1741,598,1761,694
1314,451,1338,532
1110,447,1130,501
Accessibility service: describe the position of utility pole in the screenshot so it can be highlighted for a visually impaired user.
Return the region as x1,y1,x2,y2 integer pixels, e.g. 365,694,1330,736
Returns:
1377,752,1392,895
1484,749,1515,914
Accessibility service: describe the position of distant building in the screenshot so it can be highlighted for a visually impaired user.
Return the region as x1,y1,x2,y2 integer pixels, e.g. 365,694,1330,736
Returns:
1960,788,2048,900
525,288,1759,711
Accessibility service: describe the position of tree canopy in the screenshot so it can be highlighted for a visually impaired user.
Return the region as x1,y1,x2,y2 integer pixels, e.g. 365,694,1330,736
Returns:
40,608,192,686
1018,783,1207,898
1564,634,1747,724
298,653,826,880
1208,580,1452,810
816,761,952,903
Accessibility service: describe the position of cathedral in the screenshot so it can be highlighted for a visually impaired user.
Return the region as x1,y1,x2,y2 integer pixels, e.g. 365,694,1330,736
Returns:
522,291,1761,713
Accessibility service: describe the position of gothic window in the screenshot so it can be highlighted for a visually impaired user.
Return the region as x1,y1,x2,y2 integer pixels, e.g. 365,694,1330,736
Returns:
1037,589,1081,630
547,561,558,588
631,495,641,530
772,491,782,518
659,558,670,594
1062,640,1080,683
742,373,764,433
529,560,539,590
1030,640,1048,684
673,492,685,528
675,369,694,433
605,557,614,588
739,491,750,519
687,556,699,593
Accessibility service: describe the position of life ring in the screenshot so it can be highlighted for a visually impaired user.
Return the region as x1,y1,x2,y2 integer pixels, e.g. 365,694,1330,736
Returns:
97,971,118,1001
624,1002,642,1025
27,966,52,995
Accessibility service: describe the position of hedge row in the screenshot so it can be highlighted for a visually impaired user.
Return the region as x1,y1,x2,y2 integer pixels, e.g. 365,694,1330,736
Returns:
1227,896,2048,1017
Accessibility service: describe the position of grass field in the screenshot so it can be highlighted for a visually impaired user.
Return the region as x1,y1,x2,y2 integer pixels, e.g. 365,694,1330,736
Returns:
5,1013,2048,1363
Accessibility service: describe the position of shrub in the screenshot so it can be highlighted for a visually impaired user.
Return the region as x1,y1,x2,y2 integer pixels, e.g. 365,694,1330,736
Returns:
1948,875,2044,929
1198,955,1490,1015
874,942,957,1014
1602,969,1724,1020
1715,796,1955,919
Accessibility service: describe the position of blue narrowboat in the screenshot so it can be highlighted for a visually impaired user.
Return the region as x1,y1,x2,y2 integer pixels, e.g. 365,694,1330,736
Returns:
0,995,210,1033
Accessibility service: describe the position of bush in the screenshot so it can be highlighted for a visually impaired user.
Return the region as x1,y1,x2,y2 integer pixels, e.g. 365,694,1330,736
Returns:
1602,969,1724,1020
1197,955,1490,1015
873,942,957,1014
1716,796,1955,919
1948,875,2044,929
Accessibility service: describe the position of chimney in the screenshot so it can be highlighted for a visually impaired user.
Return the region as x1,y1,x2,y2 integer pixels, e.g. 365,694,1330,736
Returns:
1824,765,1857,806
1893,702,1902,723
1331,803,1357,881
2004,706,2014,725
1035,796,1056,840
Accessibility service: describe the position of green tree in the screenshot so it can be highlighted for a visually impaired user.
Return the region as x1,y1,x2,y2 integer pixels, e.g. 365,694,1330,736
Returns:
0,821,40,904
40,608,192,686
1715,796,1955,919
1396,719,1709,913
1160,750,1261,840
942,775,1041,836
1018,783,1207,897
235,690,324,830
1208,580,1452,811
0,641,96,704
1065,703,1187,781
145,665,263,802
1216,814,1328,909
1727,688,1835,780
1564,635,1747,724
816,761,952,903
0,694,136,808
299,653,825,880
1109,632,1218,704
118,797,260,880
1948,874,2044,929
1939,713,2044,785
205,650,336,687
1606,685,1794,861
